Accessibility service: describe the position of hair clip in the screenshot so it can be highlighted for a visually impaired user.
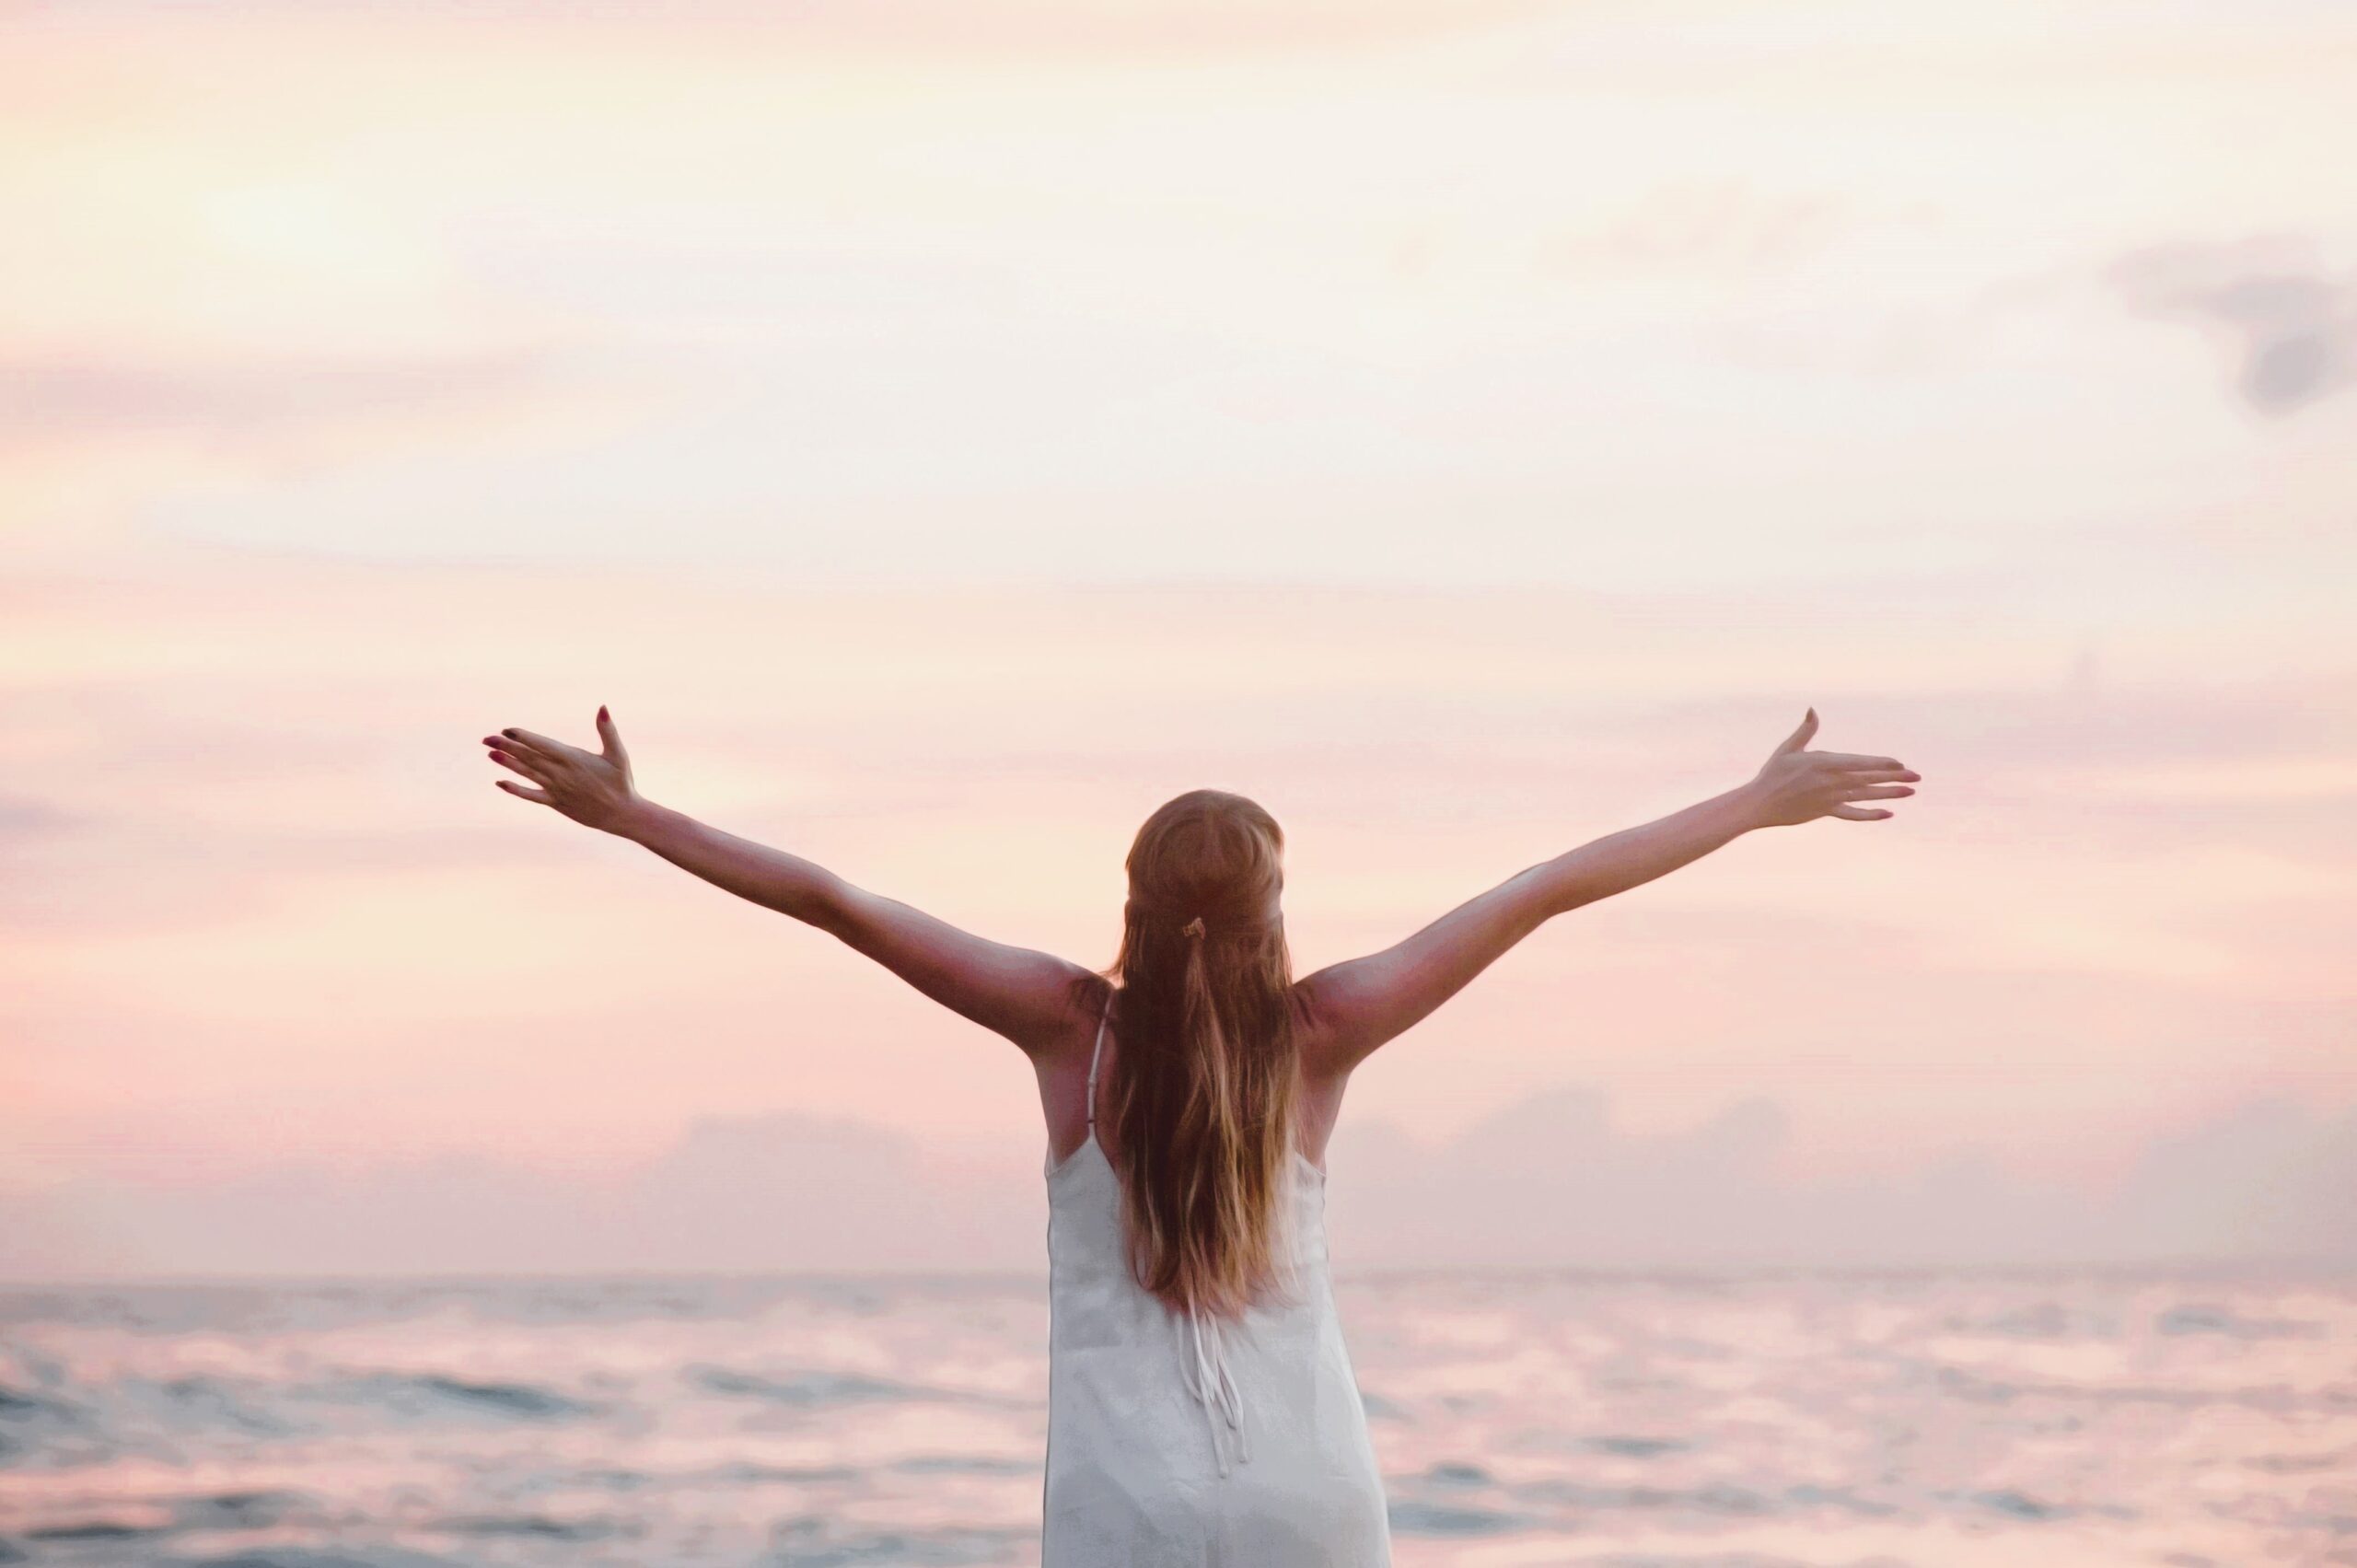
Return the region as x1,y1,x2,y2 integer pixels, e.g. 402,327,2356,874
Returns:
1182,916,1207,940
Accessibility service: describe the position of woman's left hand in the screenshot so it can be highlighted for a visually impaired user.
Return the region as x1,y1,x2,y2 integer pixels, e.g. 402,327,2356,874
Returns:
482,706,641,833
1744,708,1919,828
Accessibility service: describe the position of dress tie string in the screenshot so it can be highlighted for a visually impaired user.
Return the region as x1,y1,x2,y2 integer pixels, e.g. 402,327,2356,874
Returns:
1179,1302,1250,1476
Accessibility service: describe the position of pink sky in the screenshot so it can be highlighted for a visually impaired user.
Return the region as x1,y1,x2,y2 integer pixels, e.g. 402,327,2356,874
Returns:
4,0,2352,1277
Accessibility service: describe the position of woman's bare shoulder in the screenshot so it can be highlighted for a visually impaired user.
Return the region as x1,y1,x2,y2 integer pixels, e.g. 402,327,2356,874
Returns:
1034,971,1116,1071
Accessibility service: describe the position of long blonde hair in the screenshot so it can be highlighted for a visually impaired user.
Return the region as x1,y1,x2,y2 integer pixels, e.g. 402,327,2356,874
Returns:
1086,789,1303,1322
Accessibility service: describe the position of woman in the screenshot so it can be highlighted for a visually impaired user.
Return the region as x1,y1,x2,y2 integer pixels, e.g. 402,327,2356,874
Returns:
480,706,1916,1565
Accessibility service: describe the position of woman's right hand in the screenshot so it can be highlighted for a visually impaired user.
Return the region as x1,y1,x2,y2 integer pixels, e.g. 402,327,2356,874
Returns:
482,705,642,833
1745,708,1919,827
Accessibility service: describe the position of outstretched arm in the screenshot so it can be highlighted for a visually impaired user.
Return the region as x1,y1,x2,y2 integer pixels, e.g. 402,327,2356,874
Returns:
482,709,1094,1056
1295,709,1917,1075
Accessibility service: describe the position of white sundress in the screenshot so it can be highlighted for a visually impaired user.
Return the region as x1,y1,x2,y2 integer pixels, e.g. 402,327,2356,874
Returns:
1040,991,1393,1566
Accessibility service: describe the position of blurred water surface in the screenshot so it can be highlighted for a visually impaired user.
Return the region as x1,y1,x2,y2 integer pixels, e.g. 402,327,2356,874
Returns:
1,1271,2350,1567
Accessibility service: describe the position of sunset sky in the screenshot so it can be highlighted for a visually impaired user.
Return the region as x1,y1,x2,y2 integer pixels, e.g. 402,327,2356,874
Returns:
5,0,2352,1278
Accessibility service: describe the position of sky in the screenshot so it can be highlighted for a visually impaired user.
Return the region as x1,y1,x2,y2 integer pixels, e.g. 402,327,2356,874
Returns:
3,0,2353,1279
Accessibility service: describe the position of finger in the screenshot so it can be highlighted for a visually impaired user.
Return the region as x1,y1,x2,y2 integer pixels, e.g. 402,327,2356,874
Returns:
1828,803,1894,821
595,704,630,769
486,733,566,767
1838,784,1914,801
488,748,554,786
482,734,554,762
497,726,583,763
1775,706,1818,755
495,779,553,806
1847,767,1922,784
1814,752,1905,771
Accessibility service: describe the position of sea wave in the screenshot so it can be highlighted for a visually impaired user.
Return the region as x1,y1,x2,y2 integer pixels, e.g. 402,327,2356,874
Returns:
0,1270,2348,1566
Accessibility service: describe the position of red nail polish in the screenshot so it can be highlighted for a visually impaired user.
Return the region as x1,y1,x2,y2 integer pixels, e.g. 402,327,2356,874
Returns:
598,705,609,722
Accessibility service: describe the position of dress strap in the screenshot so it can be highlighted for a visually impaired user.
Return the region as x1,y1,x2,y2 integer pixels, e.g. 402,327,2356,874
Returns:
1180,1303,1251,1476
1085,990,1109,1132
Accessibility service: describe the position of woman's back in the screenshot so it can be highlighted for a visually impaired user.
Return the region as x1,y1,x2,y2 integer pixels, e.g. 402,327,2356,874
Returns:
1041,993,1392,1566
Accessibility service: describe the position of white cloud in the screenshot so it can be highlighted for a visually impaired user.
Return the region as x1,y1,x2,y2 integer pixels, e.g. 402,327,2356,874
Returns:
6,1090,2349,1283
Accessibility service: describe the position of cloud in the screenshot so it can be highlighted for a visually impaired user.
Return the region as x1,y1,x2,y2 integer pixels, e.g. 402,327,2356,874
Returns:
0,1112,1039,1283
1329,1088,2357,1271
6,1090,2348,1283
0,348,568,456
0,796,79,841
2,0,1547,64
2110,238,2357,414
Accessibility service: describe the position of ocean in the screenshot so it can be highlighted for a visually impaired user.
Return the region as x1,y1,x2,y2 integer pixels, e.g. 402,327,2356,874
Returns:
0,1270,2348,1566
